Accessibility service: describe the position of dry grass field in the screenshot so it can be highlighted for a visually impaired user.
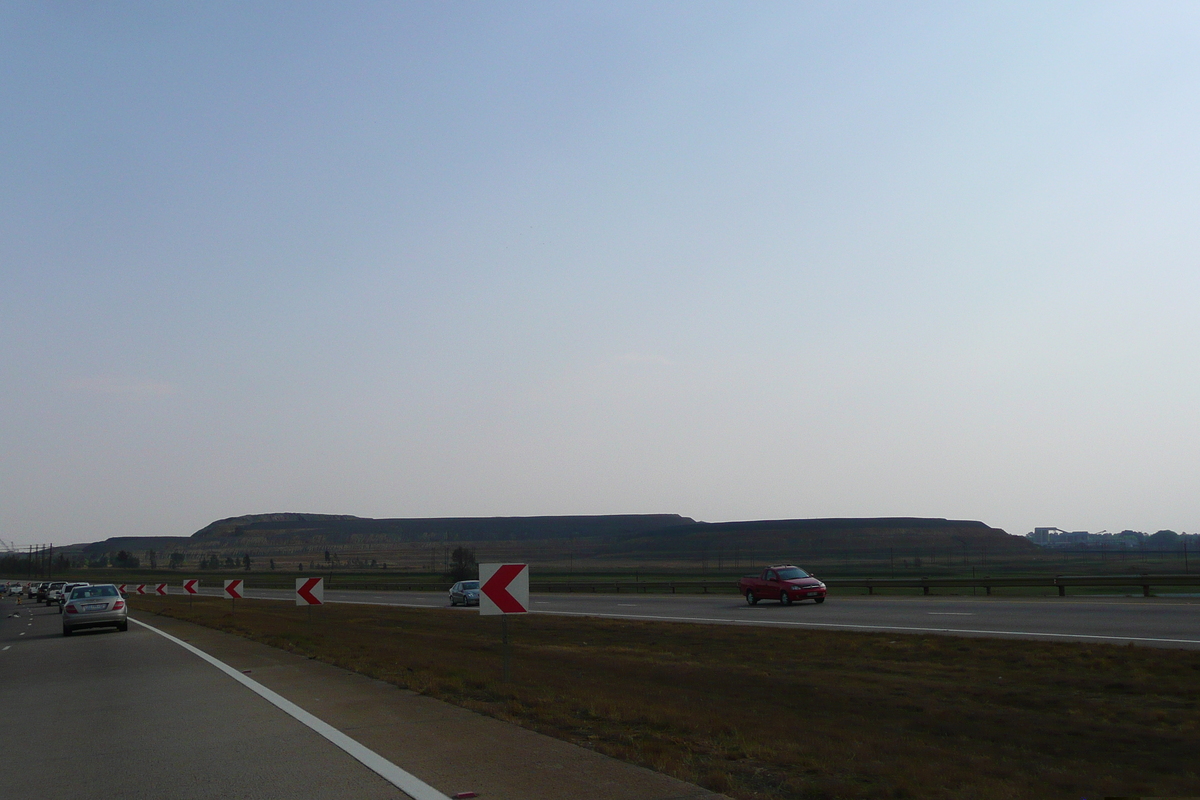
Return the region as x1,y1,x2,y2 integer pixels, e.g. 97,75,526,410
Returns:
131,596,1200,799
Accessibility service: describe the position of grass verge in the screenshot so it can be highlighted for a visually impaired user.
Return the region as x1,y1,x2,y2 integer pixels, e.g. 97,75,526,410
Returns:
130,596,1200,799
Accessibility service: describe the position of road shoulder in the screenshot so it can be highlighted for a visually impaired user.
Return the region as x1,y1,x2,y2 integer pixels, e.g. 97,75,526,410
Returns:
132,611,726,800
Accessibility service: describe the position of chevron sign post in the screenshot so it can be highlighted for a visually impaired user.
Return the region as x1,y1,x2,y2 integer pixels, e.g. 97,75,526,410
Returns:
224,579,244,614
479,563,529,683
296,577,323,605
479,564,529,616
183,578,199,608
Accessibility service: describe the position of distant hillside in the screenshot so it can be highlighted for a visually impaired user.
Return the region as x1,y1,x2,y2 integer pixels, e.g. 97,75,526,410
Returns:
595,517,1030,561
60,513,1026,571
76,536,191,556
190,512,696,546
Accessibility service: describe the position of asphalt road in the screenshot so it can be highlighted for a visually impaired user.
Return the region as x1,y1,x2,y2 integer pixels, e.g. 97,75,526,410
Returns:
185,585,1200,649
0,596,409,799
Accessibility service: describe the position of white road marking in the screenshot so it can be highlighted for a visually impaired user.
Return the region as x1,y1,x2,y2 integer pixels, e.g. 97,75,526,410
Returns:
19,632,25,636
131,617,450,800
927,612,974,616
535,610,1200,646
2,645,10,650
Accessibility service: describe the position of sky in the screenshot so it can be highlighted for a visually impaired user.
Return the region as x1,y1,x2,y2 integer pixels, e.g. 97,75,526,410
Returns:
3,2,1199,548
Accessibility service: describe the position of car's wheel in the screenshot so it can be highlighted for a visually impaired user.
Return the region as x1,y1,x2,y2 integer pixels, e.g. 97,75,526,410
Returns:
450,597,458,606
746,591,757,605
814,597,825,604
117,621,128,632
780,591,792,606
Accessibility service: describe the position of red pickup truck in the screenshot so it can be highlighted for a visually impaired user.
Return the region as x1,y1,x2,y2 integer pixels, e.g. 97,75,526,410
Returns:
738,565,827,605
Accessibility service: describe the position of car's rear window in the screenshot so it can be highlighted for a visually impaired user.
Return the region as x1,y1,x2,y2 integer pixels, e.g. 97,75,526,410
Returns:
72,586,118,599
463,581,480,589
776,567,809,580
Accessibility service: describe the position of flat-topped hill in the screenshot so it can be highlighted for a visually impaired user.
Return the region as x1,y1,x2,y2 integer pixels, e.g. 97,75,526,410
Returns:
190,512,697,545
61,513,1028,571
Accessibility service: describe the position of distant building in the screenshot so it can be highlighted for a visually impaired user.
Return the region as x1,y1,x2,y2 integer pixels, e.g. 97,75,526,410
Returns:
1027,527,1066,545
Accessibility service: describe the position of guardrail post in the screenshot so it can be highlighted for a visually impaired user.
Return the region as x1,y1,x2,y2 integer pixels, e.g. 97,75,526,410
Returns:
985,585,991,596
867,585,873,595
1058,585,1065,596
1143,584,1150,597
922,584,929,596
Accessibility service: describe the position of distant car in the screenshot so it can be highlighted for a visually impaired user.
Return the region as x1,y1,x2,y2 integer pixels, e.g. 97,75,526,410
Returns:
448,580,481,606
57,582,90,613
35,582,51,602
62,584,127,636
45,581,67,606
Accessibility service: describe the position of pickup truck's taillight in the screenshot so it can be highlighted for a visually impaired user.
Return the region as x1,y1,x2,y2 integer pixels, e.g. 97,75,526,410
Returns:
113,600,125,610
65,604,79,614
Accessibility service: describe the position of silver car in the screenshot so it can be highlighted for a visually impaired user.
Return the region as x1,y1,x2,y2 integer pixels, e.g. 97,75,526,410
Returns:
58,582,90,613
62,584,128,635
448,580,480,606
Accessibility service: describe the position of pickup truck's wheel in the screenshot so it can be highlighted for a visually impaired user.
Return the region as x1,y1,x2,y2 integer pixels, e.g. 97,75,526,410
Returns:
780,591,792,606
746,591,758,605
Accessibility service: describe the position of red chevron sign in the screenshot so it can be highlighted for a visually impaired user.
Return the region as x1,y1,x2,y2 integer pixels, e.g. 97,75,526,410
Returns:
295,577,324,606
136,584,147,595
479,563,529,615
224,579,244,599
155,584,168,596
182,579,199,595
117,584,127,594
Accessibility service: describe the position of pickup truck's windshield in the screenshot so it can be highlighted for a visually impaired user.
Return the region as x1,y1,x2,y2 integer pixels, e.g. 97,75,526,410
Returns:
776,567,809,580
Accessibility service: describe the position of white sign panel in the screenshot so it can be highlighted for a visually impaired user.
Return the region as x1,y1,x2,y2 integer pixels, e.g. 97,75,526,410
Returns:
478,563,529,616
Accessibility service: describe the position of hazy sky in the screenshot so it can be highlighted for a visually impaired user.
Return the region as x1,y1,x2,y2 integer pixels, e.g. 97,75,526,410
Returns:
3,2,1199,548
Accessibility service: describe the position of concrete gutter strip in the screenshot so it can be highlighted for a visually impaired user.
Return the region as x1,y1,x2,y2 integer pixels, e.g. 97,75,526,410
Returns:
130,617,449,800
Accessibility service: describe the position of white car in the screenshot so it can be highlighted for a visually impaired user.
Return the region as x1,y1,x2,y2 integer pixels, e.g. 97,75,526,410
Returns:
45,581,67,605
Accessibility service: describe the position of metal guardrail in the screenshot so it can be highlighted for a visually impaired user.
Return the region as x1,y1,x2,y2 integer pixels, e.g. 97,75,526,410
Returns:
829,574,1200,597
88,575,1200,596
529,575,1200,597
